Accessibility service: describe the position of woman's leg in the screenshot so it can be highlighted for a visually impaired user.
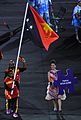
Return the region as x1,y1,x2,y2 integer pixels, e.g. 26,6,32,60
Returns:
53,100,57,111
58,98,62,111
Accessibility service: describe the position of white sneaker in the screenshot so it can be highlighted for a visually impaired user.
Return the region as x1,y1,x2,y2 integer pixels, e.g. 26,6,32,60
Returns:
53,108,57,111
13,113,18,118
6,109,10,115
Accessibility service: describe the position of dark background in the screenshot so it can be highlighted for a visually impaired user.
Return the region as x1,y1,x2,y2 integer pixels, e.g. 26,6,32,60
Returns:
0,0,81,120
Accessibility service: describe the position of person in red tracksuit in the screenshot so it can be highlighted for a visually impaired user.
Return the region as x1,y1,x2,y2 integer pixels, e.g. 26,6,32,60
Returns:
4,56,26,118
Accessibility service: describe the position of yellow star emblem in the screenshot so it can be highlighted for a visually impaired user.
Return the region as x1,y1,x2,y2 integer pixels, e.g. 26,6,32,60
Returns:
41,23,53,38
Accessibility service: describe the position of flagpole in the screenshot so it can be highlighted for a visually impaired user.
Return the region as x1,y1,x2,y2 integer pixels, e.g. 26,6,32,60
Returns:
11,2,29,95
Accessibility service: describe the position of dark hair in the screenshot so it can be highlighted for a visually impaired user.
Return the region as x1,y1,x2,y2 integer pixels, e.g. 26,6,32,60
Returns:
50,60,56,64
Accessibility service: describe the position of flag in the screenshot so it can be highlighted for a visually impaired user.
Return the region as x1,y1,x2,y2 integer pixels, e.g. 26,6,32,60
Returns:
24,5,59,51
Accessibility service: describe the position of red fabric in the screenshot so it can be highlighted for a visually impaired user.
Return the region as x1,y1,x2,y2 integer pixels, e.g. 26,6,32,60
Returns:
5,68,9,73
4,77,19,99
30,6,59,51
5,68,20,83
15,69,20,83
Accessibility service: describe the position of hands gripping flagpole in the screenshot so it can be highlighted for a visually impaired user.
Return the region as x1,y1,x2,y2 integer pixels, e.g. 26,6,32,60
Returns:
11,2,29,95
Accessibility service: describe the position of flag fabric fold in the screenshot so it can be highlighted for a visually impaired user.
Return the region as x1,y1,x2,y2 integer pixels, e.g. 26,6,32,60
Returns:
24,5,59,51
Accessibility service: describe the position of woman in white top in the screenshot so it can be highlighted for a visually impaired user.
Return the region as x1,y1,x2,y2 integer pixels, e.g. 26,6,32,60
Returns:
45,60,65,120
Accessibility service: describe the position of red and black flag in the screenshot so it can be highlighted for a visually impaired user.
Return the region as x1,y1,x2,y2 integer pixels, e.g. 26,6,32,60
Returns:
24,5,59,51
